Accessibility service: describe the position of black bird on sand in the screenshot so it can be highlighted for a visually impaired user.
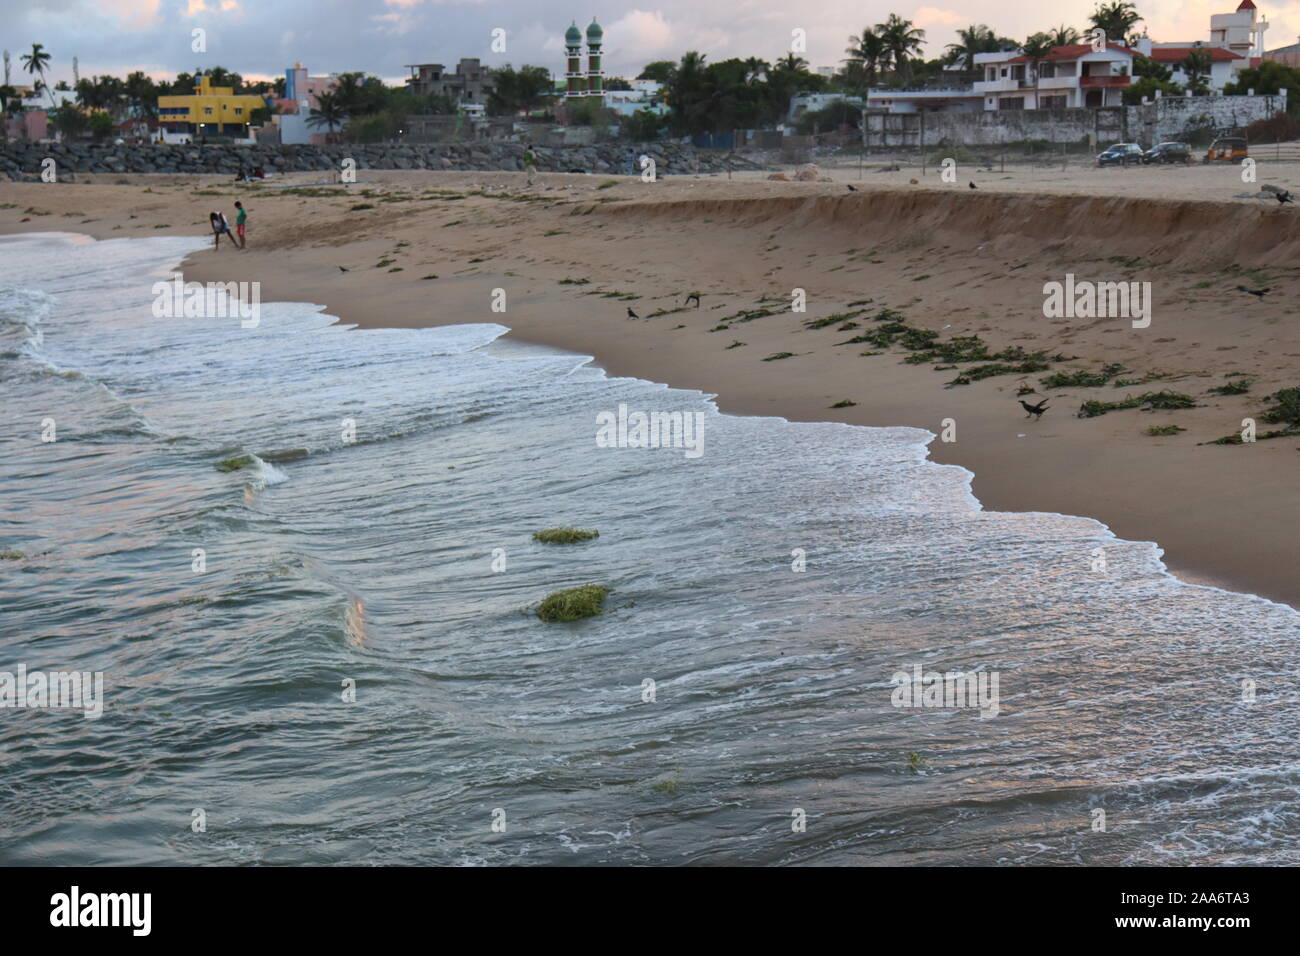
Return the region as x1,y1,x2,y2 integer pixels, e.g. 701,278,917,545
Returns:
684,293,701,308
1236,285,1269,298
626,307,639,319
969,181,977,190
846,184,857,192
338,266,349,272
1020,398,1049,419
1277,190,1295,205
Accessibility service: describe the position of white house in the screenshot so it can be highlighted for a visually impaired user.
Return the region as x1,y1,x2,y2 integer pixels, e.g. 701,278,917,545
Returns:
1210,0,1268,58
1143,42,1246,91
865,88,982,113
787,92,864,125
973,42,1136,110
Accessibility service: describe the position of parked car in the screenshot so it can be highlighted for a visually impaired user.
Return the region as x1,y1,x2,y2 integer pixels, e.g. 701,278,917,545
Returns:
1142,141,1191,164
1203,137,1248,163
1097,143,1144,167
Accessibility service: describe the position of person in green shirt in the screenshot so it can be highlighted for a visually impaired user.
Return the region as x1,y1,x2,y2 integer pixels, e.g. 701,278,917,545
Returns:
233,201,248,249
523,146,537,186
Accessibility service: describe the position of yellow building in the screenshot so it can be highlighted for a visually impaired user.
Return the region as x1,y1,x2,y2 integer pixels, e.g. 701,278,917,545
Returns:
157,75,266,139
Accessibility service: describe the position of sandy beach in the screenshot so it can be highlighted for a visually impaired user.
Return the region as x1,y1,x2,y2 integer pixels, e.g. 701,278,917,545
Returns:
4,160,1299,607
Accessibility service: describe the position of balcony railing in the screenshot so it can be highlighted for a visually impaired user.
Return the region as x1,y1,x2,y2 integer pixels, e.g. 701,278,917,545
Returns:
1079,75,1131,88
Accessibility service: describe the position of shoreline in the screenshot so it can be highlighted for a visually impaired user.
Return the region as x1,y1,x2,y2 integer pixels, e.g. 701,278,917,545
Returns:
4,168,1298,608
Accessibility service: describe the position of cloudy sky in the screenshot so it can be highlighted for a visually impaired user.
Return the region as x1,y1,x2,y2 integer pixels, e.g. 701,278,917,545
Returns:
5,0,1298,87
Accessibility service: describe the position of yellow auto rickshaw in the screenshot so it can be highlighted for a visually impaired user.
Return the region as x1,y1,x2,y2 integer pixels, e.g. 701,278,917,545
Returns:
1203,137,1248,163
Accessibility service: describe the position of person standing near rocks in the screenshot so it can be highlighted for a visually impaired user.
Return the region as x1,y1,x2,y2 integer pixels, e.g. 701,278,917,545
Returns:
524,145,537,186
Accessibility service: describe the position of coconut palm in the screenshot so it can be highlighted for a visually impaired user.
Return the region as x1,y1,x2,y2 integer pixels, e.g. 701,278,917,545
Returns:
876,14,926,83
21,43,54,106
1088,2,1142,44
1180,45,1212,94
844,28,886,86
1047,25,1082,47
1022,33,1055,108
306,90,348,141
945,24,996,72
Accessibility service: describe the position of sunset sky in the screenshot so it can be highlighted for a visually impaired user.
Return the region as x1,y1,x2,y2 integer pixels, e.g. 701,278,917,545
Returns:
6,0,1300,86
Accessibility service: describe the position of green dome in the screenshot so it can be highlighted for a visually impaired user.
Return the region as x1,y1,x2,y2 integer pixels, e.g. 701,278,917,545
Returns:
565,23,582,44
586,19,603,39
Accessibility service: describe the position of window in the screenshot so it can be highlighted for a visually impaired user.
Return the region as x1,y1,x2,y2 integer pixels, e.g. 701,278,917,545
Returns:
1040,95,1068,109
204,107,213,115
234,108,243,115
1000,97,1024,110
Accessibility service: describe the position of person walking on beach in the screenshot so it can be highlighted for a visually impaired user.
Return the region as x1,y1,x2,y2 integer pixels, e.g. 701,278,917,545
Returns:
209,211,232,249
233,201,248,249
524,144,537,186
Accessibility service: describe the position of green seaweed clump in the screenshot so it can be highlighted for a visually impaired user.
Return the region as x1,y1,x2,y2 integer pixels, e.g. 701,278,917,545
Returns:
536,584,610,622
214,454,255,472
533,527,599,544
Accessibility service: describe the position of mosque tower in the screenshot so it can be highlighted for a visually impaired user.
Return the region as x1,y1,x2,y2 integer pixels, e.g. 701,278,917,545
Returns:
565,22,585,99
585,18,604,104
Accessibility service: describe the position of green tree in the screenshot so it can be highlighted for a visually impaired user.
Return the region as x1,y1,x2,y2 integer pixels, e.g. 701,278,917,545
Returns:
621,108,664,141
637,61,675,83
1123,75,1182,104
486,64,554,115
88,110,113,138
124,71,156,119
1088,2,1142,43
1022,33,1054,107
1180,46,1212,95
1224,60,1300,115
945,24,1000,71
51,106,87,139
21,43,54,106
876,14,926,83
845,28,886,86
1047,25,1081,47
306,90,348,140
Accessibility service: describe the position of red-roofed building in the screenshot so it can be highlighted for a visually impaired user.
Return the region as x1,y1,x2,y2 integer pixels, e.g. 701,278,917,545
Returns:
1143,43,1246,90
973,42,1135,110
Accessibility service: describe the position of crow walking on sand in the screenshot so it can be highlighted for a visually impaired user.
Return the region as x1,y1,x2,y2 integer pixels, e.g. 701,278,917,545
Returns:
1277,190,1295,205
338,266,349,272
846,184,857,192
684,293,701,308
1236,285,1269,299
626,307,639,319
969,181,977,190
1020,398,1049,419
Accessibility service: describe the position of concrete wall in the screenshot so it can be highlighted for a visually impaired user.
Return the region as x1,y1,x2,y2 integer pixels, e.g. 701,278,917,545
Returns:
1130,92,1286,142
866,93,1287,147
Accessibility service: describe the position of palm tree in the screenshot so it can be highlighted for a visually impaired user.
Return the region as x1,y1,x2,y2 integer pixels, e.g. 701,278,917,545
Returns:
1180,45,1212,94
945,24,996,72
1022,33,1055,108
306,90,348,141
845,29,886,86
1048,25,1082,47
21,43,54,107
1088,2,1142,44
776,53,808,73
876,14,926,83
